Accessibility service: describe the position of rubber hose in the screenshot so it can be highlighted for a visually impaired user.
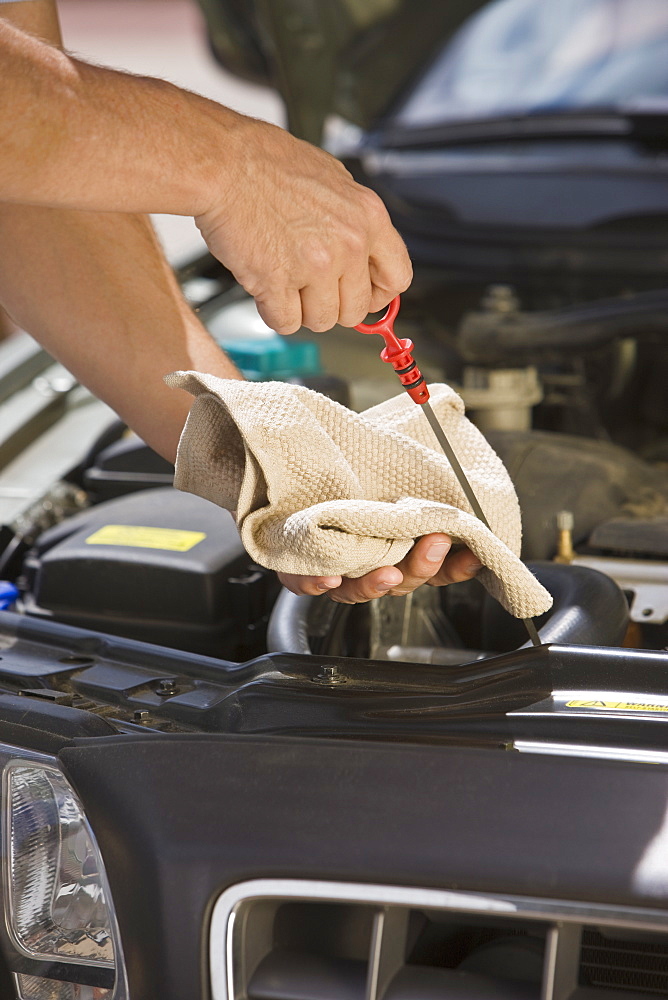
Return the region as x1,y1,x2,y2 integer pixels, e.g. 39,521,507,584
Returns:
517,561,628,648
267,562,629,655
267,589,314,655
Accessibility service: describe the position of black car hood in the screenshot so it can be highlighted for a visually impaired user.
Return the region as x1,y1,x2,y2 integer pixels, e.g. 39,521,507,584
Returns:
59,732,668,999
195,0,486,143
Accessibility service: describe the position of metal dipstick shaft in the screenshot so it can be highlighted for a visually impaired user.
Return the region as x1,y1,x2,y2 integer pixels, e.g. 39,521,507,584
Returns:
355,297,541,647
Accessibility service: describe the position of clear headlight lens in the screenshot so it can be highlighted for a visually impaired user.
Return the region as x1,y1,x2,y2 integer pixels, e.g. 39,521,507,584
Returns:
14,973,111,999
2,753,127,999
5,762,113,965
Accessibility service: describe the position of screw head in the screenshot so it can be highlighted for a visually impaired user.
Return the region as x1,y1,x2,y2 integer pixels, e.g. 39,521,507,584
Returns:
312,664,347,686
156,678,177,696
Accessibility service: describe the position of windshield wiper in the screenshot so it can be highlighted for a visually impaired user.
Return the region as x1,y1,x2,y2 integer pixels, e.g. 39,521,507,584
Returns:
380,107,668,150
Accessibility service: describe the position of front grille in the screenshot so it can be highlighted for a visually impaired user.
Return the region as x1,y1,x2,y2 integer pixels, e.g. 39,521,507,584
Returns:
580,927,668,994
209,880,668,1000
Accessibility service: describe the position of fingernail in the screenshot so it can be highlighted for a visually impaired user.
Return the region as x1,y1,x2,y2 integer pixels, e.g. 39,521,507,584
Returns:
317,577,340,591
426,541,451,563
378,573,401,589
376,582,394,593
466,559,483,574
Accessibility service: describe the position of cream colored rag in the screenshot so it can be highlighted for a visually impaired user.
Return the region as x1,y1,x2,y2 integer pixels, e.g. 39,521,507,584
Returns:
165,373,553,619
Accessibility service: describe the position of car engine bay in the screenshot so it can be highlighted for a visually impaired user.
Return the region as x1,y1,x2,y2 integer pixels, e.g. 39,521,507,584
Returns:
1,1,668,993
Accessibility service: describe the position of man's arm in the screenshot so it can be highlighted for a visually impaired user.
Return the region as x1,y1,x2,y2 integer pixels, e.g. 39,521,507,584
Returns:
0,0,242,464
0,201,243,463
0,6,411,334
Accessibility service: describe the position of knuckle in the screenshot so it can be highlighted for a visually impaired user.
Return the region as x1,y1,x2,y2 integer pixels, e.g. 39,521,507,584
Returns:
360,185,387,221
343,227,367,257
239,275,263,298
399,260,414,291
383,255,413,297
304,241,334,274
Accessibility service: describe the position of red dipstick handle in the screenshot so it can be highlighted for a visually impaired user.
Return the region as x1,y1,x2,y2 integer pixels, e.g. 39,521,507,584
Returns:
355,296,430,404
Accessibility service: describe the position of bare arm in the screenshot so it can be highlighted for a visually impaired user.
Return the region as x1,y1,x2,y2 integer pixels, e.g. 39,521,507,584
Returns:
0,0,241,464
0,5,411,334
0,202,243,463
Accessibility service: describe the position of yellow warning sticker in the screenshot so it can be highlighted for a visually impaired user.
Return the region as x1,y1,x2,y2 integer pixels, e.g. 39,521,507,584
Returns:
85,525,206,552
566,699,668,714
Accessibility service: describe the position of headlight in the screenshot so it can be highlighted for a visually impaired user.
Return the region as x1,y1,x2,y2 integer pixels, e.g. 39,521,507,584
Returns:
1,747,128,1000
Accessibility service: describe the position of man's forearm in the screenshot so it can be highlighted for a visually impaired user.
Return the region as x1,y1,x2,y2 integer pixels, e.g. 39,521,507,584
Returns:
0,202,242,463
0,14,243,217
0,0,241,463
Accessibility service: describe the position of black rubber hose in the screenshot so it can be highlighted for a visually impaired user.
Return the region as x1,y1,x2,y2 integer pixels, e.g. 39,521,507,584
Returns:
267,562,629,656
267,589,314,655
516,562,628,648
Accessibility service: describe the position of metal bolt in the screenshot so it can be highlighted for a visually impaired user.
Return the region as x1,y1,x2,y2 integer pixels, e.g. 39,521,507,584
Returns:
312,664,347,686
156,679,177,696
133,710,149,723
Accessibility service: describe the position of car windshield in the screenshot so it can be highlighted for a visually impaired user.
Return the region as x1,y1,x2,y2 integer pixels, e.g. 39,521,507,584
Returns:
396,0,668,129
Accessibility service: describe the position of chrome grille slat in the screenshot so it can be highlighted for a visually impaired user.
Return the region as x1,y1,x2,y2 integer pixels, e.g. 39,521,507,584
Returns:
365,908,410,1000
210,880,668,1000
541,923,582,1000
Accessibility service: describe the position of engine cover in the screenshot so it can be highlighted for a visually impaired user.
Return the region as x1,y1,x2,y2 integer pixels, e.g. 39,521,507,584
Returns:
21,488,277,659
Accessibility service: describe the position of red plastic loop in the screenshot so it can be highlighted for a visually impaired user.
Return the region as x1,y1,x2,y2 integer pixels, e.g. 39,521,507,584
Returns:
354,296,402,352
354,295,430,405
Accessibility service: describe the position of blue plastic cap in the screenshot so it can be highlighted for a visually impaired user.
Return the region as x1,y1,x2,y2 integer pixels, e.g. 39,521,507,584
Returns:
0,581,19,610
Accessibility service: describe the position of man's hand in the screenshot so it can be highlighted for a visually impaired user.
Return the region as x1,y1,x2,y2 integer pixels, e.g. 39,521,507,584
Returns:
196,120,412,335
278,533,483,603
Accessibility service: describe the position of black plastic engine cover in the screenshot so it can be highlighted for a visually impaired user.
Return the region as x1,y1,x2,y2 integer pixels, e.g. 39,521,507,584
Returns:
22,488,276,659
82,434,174,502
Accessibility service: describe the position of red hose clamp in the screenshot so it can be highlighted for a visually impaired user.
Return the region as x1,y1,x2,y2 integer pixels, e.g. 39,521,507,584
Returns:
355,296,430,404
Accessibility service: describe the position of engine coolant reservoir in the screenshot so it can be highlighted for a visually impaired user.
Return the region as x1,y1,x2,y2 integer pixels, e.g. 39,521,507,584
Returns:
207,298,321,381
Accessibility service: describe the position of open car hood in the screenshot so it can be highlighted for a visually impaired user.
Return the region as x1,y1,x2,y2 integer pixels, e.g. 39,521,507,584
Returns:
194,0,487,143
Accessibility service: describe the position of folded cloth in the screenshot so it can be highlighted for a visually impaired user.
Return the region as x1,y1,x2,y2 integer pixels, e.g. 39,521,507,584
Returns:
165,373,553,619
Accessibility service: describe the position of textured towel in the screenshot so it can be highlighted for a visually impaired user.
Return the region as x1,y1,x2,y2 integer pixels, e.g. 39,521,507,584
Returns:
166,373,553,618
